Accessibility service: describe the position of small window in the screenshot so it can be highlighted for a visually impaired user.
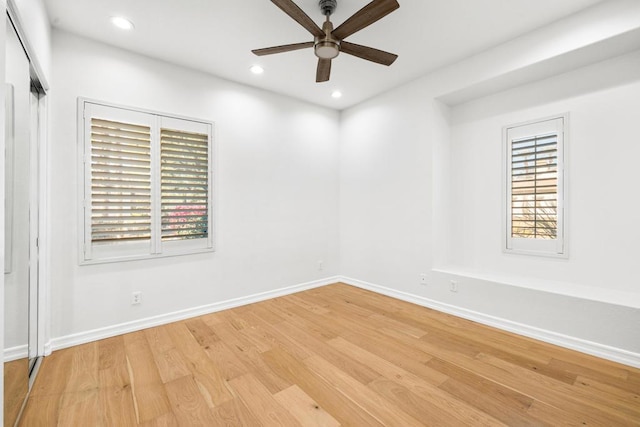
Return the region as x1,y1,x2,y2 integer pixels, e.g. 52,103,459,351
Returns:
504,115,567,257
79,99,214,264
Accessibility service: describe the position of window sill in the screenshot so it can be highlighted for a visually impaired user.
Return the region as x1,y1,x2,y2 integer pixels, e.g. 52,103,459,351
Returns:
79,246,215,266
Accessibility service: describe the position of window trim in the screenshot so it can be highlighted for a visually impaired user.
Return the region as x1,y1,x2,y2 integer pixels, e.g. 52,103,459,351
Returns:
502,113,568,258
77,98,216,265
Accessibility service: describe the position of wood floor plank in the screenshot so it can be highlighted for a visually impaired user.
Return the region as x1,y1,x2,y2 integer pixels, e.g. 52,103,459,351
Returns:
304,354,425,426
549,356,631,384
144,326,178,355
526,399,615,426
328,336,448,388
261,299,339,341
206,320,292,394
477,352,638,425
99,385,138,426
149,348,192,384
285,294,332,315
367,313,428,339
338,328,442,383
184,318,221,347
273,385,340,427
272,319,382,385
367,377,499,427
328,337,505,426
165,322,235,406
426,357,537,425
18,283,640,426
123,331,173,424
209,398,261,427
387,323,635,425
573,375,640,406
17,394,61,426
238,301,287,325
238,311,312,360
421,325,562,376
164,375,219,425
262,347,386,427
57,389,99,427
202,340,250,382
64,342,99,394
143,326,194,385
216,310,251,331
98,335,130,389
137,411,179,427
228,373,302,426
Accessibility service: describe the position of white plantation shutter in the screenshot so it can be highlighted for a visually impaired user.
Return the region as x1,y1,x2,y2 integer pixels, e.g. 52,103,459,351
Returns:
160,128,209,241
81,100,214,264
505,116,566,256
510,133,558,239
91,118,152,243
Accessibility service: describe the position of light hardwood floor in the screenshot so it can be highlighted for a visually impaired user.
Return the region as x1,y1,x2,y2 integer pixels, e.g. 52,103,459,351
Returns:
19,283,640,426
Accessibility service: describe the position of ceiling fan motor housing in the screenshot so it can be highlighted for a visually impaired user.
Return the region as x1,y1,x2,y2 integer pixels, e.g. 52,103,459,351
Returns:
319,0,337,16
315,19,340,59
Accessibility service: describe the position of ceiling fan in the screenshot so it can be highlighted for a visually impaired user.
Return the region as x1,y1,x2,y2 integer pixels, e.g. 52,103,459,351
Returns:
252,0,400,83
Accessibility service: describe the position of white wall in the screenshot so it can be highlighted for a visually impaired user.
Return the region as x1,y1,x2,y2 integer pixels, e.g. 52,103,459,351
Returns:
339,82,434,287
449,51,640,301
340,47,640,363
49,30,339,343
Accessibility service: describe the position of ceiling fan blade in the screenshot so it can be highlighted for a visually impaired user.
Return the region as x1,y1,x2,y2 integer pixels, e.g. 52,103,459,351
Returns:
316,59,331,82
332,0,399,40
271,0,324,38
252,41,314,56
340,41,397,66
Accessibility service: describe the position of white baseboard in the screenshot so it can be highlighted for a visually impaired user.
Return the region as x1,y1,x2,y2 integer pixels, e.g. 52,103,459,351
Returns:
340,276,640,369
4,345,28,362
50,276,339,352
45,274,640,369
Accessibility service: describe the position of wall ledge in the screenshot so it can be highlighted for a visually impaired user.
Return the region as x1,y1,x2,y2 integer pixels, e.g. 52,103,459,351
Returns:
432,267,640,309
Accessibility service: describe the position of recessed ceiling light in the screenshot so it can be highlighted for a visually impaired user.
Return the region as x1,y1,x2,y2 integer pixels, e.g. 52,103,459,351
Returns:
250,65,265,75
111,16,135,31
331,90,342,99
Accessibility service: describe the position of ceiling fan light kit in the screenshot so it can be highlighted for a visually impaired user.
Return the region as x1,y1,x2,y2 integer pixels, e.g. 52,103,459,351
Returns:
252,0,399,82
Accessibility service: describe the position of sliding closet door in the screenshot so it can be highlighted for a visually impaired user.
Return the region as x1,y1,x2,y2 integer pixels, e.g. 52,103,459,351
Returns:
4,15,32,427
28,86,40,373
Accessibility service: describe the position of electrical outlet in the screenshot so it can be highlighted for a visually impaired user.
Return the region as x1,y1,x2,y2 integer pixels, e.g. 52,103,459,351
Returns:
318,260,324,271
450,280,458,292
131,291,142,305
419,273,428,286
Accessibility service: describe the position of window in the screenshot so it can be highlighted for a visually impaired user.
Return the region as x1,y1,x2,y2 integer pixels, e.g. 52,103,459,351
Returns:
79,99,214,263
503,115,567,257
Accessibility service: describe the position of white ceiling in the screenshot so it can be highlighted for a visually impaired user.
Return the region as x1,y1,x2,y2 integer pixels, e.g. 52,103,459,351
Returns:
44,0,605,109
